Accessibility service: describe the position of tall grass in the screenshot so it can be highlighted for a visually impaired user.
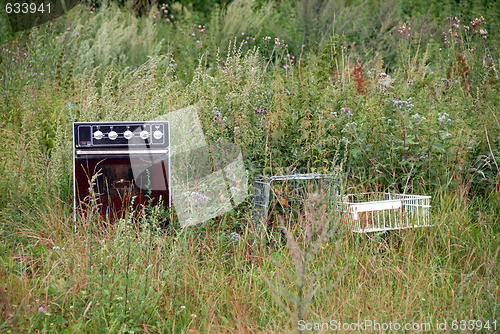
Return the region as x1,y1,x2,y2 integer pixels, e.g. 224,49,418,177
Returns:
1,177,498,332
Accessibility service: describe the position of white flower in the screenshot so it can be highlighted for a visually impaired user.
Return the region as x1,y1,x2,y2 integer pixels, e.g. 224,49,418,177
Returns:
438,113,451,123
341,122,357,133
191,314,197,318
180,305,186,309
230,232,241,242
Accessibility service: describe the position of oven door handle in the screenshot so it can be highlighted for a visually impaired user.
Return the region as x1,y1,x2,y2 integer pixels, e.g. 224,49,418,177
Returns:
76,149,169,156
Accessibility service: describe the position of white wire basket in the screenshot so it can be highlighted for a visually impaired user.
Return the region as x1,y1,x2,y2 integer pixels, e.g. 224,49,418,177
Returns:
342,193,431,233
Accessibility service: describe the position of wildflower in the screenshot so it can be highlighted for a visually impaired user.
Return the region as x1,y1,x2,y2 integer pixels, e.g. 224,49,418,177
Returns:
393,98,413,108
411,113,421,120
398,21,411,37
38,306,45,312
438,113,451,123
341,122,357,133
191,314,197,318
255,107,268,115
180,305,186,309
341,108,352,117
444,133,452,139
470,17,485,28
230,232,241,242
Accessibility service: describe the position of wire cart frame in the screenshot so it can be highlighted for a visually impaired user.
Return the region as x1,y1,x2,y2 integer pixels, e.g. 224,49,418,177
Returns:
253,173,343,231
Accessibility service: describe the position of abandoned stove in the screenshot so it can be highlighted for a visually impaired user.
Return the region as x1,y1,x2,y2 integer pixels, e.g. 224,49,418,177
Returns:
73,121,170,224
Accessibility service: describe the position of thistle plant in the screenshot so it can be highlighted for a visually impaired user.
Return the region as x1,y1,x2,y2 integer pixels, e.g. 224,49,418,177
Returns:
260,195,348,332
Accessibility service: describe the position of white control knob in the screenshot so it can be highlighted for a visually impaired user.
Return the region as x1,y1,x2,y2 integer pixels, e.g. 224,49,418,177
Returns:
140,130,149,139
124,130,134,140
108,131,118,140
94,130,104,140
153,130,163,140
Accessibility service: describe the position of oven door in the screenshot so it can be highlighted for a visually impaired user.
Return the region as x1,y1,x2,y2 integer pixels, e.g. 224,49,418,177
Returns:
74,149,170,223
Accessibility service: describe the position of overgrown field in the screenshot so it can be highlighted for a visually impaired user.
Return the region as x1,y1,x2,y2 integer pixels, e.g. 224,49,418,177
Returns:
0,0,499,332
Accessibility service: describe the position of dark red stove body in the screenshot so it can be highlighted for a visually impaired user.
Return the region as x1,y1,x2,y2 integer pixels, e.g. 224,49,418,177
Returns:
73,121,170,224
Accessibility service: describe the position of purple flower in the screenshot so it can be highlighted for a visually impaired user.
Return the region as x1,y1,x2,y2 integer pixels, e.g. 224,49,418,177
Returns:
38,306,45,312
341,108,352,117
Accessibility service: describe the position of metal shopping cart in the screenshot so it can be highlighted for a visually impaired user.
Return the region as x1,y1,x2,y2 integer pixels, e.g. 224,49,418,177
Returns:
252,172,343,231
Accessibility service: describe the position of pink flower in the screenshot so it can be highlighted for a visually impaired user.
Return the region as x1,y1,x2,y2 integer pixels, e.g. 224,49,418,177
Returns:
38,306,45,312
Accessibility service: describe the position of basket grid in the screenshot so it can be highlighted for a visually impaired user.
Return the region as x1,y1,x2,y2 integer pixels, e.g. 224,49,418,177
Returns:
342,192,431,233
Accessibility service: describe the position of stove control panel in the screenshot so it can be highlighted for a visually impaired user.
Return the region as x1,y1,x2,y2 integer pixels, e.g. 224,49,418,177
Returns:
74,121,169,148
